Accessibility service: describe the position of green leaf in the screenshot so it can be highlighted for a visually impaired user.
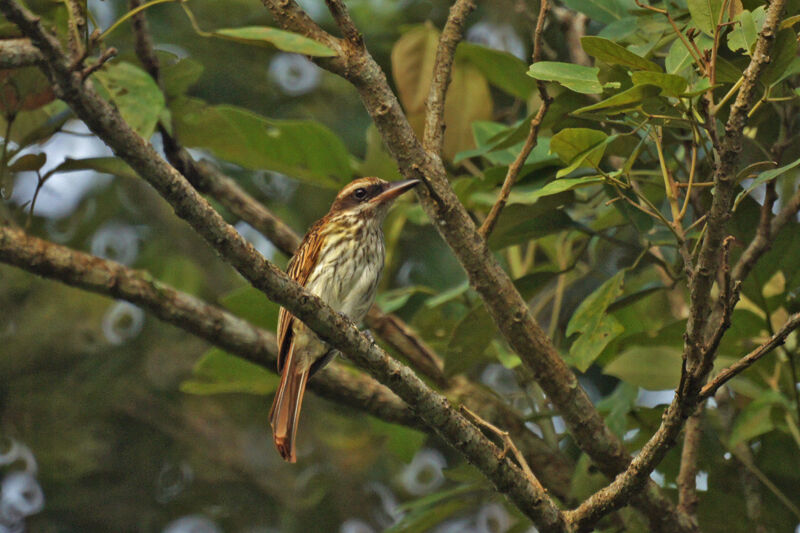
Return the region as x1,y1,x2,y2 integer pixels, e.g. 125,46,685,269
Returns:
161,57,204,98
219,285,280,331
375,286,432,313
445,304,494,376
729,390,788,446
358,124,402,181
172,99,353,187
567,271,626,372
54,157,139,180
214,27,337,56
572,84,662,115
181,348,278,395
368,417,426,462
665,38,695,75
457,42,537,99
727,7,766,54
386,498,472,533
488,206,574,250
630,71,688,97
8,152,46,172
94,61,165,138
528,62,616,95
550,128,613,177
424,281,469,308
688,0,724,36
473,176,603,205
580,36,662,72
597,382,638,437
734,156,800,209
761,29,799,86
603,345,680,389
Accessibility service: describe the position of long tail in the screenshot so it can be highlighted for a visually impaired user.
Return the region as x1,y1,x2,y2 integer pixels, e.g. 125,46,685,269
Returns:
269,352,310,463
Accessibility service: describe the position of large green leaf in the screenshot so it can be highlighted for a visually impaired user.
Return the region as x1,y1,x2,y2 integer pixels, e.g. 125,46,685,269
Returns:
457,42,537,99
219,285,280,331
444,304,494,376
727,7,766,54
729,390,788,446
172,99,353,187
567,271,626,372
472,176,602,206
631,71,688,97
572,84,662,115
581,36,662,72
487,205,575,250
602,345,681,389
94,61,165,139
550,128,612,176
688,0,724,36
528,62,617,94
180,348,278,395
214,27,337,56
734,156,800,209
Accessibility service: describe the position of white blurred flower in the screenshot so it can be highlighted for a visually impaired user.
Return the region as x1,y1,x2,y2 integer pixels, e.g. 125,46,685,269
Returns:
102,301,145,345
476,503,511,533
466,22,526,60
0,472,44,524
340,518,375,533
155,461,194,504
268,53,321,96
367,482,404,527
399,449,447,496
162,515,222,533
90,222,141,266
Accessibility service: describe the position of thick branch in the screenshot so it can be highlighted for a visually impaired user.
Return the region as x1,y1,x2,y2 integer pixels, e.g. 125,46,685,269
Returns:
262,1,691,530
0,37,41,67
0,225,414,425
422,0,476,155
3,3,568,528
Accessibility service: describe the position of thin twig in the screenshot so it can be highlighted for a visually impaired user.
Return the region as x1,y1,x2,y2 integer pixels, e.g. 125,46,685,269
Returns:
479,0,551,238
460,406,543,491
698,313,800,402
422,0,477,156
323,0,363,45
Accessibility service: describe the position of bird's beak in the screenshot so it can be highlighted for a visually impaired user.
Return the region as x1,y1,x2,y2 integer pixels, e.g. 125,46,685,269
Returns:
371,179,420,204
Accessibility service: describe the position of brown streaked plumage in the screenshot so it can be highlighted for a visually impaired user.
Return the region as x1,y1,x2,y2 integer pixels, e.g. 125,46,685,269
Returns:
270,177,420,462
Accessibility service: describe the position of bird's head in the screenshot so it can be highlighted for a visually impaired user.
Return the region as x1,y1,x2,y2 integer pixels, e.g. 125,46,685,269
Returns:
328,177,420,223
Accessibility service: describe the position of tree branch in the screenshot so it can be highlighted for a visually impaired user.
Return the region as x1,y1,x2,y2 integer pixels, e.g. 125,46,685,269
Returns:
2,3,569,528
699,312,800,402
0,225,415,425
421,0,476,156
677,407,703,521
479,0,551,238
0,38,41,68
262,1,692,530
565,1,788,528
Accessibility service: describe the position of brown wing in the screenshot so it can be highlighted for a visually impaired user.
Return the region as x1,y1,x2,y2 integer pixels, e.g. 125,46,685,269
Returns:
277,219,326,373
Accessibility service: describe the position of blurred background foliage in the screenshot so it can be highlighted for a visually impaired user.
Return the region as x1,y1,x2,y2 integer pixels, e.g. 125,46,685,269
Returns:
0,0,799,531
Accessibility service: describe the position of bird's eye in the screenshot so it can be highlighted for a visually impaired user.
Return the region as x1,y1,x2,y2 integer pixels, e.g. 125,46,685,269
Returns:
353,188,368,201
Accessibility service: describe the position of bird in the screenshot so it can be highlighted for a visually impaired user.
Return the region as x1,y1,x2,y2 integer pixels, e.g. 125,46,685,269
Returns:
269,176,420,462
